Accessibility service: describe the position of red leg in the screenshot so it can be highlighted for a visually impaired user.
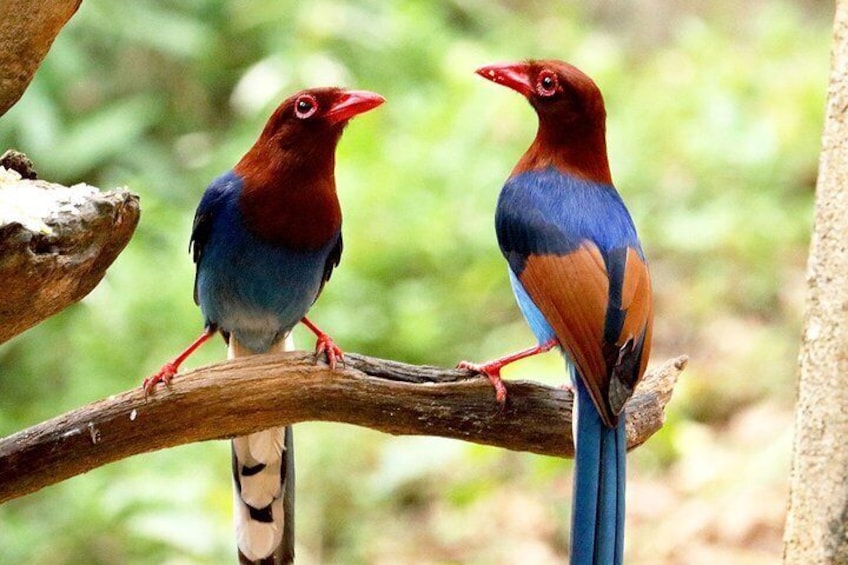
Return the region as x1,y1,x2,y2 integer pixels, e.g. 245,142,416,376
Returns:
458,339,558,405
301,317,343,370
143,328,215,394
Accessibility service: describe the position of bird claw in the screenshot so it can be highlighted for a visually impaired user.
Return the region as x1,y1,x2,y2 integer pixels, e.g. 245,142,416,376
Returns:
143,363,178,395
457,360,508,408
314,334,344,370
558,382,575,394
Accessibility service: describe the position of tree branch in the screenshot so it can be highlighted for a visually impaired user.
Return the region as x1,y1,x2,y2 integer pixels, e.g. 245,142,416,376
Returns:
0,352,686,503
0,158,140,344
0,0,82,116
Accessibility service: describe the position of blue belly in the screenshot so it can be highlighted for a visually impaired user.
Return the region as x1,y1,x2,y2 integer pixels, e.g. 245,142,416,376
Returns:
195,190,337,353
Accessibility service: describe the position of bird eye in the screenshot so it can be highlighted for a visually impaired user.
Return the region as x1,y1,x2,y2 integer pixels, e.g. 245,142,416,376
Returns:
536,71,558,97
294,95,318,119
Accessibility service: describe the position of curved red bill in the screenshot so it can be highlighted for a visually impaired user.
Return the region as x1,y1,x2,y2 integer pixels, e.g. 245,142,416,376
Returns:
475,62,534,97
326,89,385,124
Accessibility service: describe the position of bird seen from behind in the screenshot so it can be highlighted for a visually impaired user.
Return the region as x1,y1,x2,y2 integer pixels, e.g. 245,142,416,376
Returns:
463,60,653,564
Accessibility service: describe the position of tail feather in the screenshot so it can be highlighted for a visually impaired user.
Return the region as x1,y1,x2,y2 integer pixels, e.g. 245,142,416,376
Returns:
571,367,626,565
233,427,293,564
231,336,295,564
234,429,286,509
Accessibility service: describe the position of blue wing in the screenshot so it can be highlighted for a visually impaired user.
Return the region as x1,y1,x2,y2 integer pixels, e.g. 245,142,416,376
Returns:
191,171,236,306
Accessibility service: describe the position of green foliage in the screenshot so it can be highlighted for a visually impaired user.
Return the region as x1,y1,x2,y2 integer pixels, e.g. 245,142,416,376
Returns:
0,1,829,562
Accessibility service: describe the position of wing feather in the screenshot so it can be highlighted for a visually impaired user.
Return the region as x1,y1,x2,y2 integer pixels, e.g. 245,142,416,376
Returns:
496,169,653,425
190,172,238,305
315,232,342,302
518,244,652,426
519,246,610,421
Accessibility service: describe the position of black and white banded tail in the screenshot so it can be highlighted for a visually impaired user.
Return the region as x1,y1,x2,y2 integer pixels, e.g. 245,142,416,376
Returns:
230,337,295,564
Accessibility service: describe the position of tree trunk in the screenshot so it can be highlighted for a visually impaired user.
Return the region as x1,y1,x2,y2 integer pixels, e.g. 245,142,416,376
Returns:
783,2,848,562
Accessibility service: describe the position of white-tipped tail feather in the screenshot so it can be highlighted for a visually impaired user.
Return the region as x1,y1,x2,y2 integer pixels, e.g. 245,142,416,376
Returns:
230,336,295,564
232,428,287,560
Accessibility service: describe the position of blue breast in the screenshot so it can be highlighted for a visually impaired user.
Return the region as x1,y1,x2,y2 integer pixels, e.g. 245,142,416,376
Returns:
194,172,339,353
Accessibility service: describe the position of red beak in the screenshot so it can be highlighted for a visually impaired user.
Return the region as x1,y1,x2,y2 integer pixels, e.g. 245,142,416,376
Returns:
475,62,534,97
326,90,385,125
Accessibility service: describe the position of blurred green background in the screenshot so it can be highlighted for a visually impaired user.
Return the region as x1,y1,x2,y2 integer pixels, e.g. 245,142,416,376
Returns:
0,1,831,563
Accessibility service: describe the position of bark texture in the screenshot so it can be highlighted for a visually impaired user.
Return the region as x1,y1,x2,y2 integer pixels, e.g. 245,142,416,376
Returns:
784,3,848,562
0,161,140,344
0,0,82,116
0,352,687,504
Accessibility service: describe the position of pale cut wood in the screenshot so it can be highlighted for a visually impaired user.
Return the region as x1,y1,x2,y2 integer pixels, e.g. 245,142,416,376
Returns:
0,353,686,504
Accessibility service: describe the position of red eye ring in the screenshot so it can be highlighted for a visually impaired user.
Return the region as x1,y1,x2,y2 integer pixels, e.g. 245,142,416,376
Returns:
294,95,318,119
536,70,558,97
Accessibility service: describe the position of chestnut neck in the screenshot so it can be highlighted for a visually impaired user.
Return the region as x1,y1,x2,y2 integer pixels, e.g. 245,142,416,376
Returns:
513,119,612,185
234,134,342,250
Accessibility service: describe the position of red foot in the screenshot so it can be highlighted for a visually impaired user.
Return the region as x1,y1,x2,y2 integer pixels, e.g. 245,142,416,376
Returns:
143,362,178,395
301,317,344,370
457,360,508,407
143,328,215,395
558,382,575,394
314,333,344,370
456,340,558,407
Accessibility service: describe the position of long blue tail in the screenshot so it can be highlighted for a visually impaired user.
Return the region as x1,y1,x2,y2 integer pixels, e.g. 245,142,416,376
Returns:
570,367,626,565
